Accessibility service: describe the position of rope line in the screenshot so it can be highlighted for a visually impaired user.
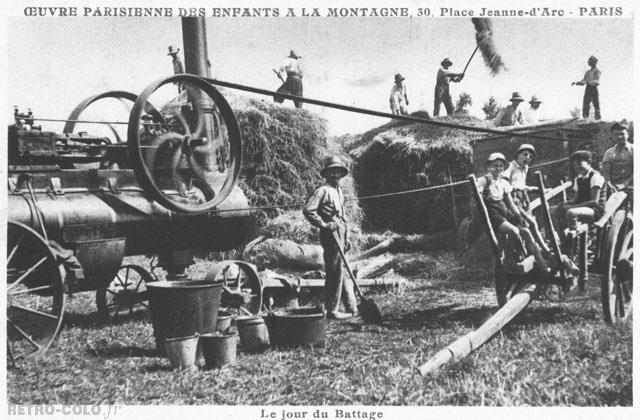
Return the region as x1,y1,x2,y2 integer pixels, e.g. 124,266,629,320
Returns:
207,78,571,143
210,179,469,214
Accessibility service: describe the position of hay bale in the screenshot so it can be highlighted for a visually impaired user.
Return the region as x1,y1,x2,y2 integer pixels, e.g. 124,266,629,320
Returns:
344,113,485,234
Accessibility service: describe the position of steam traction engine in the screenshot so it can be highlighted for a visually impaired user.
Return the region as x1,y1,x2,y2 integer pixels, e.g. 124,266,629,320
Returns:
6,19,258,360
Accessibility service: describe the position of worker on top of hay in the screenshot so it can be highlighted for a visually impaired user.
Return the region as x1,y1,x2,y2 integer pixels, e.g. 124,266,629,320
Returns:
274,50,304,108
493,92,525,127
502,144,550,253
601,121,633,189
572,55,601,120
553,150,606,240
389,74,409,115
478,153,549,273
523,96,542,124
303,157,357,320
167,45,185,92
433,58,464,117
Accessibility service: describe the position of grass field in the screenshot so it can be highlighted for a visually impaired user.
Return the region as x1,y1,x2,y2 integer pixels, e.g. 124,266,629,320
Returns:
7,254,632,406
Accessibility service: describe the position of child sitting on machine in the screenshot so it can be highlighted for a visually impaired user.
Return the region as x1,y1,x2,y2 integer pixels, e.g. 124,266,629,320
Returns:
554,150,606,237
502,143,550,253
477,152,550,273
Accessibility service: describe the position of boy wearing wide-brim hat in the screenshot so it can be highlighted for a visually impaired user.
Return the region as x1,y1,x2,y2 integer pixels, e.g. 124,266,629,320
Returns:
274,50,304,108
303,157,357,320
572,55,601,120
493,92,525,127
433,58,464,117
389,74,409,115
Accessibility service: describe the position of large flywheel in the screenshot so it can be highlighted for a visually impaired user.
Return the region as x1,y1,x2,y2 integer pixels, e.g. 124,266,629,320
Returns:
127,74,242,213
6,222,66,361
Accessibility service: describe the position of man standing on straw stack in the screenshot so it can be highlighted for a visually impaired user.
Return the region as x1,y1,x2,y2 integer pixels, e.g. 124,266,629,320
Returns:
389,73,409,115
493,92,525,127
572,55,601,121
433,58,464,117
274,50,304,108
303,157,357,320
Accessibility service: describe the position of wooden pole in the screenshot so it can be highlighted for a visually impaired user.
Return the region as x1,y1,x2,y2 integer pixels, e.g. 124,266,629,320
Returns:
446,165,459,229
419,283,539,375
467,175,503,264
534,171,564,277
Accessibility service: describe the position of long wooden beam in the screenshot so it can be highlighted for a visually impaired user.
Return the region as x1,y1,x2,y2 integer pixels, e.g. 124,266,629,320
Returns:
419,283,539,375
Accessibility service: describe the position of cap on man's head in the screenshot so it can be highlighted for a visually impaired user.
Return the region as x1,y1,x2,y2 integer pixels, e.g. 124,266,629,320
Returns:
610,121,629,132
441,58,453,66
487,152,507,165
515,144,536,162
570,150,593,163
588,55,598,64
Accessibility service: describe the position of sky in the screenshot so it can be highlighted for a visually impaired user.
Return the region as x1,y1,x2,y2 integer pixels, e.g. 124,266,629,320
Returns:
4,5,636,137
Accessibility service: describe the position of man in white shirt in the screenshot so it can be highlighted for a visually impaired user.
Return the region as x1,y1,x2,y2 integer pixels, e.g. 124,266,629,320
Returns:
572,55,601,120
274,50,304,108
389,74,409,115
523,96,542,124
601,121,633,188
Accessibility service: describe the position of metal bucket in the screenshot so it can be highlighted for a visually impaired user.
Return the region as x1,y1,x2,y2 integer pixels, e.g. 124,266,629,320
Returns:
267,307,326,348
164,335,199,372
147,280,223,352
235,316,270,352
200,331,238,369
216,310,233,333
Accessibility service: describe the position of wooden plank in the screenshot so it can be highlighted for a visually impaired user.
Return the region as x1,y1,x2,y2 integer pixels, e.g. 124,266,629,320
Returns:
419,283,538,375
528,181,571,211
534,171,564,278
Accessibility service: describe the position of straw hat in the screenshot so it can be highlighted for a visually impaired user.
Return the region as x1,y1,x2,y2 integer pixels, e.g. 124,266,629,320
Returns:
441,58,453,67
509,92,524,102
529,95,542,104
288,50,301,59
320,156,349,178
394,73,405,83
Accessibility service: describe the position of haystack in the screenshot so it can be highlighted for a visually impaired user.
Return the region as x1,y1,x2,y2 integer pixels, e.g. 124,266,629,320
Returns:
160,90,363,243
232,97,363,243
344,112,486,234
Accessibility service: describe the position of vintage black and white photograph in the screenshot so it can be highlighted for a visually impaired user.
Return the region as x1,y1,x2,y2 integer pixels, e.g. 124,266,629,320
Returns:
3,0,636,414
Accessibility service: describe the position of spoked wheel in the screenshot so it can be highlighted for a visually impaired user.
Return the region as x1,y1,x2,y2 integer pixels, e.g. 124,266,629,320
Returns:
128,74,242,213
601,210,633,324
64,90,165,143
206,261,263,316
96,264,156,321
6,222,66,360
495,266,522,308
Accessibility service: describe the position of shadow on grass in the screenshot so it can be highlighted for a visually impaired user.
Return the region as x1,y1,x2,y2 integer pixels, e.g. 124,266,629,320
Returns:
85,345,160,359
387,304,497,331
63,310,150,330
